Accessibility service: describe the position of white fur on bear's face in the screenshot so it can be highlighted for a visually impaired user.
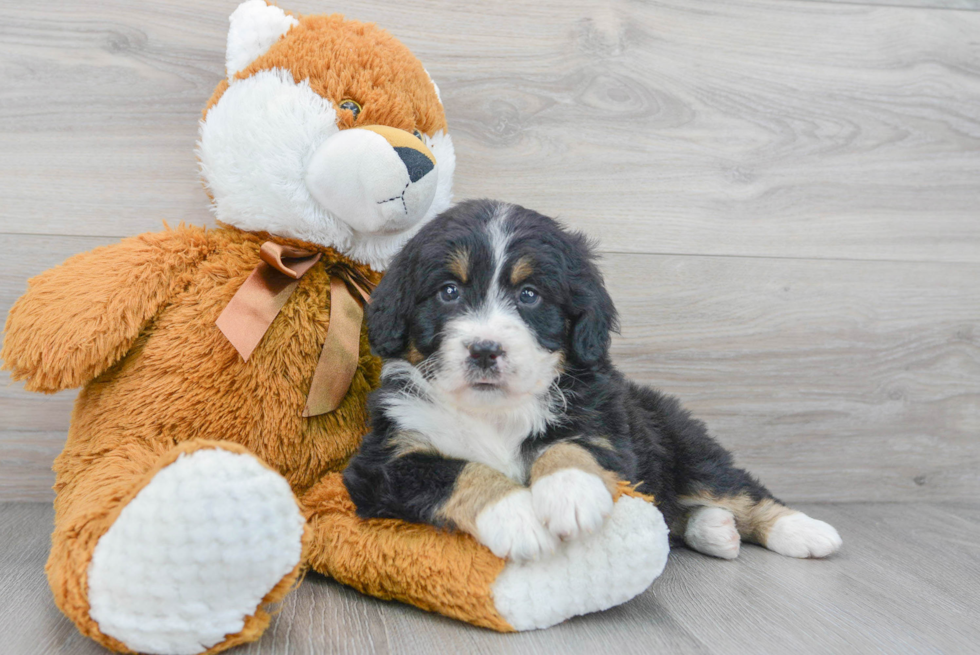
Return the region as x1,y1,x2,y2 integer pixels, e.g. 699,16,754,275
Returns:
197,68,456,270
226,0,298,81
304,128,440,236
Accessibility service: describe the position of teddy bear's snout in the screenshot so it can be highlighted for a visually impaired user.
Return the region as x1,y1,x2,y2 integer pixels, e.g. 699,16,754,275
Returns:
305,125,439,235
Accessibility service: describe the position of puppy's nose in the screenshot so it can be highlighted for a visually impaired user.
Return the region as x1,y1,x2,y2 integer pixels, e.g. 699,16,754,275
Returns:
468,340,504,369
395,147,435,183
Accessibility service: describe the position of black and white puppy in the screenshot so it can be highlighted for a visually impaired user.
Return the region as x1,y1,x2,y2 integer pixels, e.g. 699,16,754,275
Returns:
344,199,842,562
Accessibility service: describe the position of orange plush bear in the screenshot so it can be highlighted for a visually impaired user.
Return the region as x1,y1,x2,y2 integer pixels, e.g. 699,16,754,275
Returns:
2,3,668,653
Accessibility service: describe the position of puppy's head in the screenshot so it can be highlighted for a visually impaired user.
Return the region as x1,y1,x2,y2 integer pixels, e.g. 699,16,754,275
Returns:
368,199,618,411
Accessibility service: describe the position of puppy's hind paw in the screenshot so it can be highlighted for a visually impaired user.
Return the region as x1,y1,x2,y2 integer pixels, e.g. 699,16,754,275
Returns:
476,489,559,561
684,506,741,559
531,468,613,541
766,512,842,558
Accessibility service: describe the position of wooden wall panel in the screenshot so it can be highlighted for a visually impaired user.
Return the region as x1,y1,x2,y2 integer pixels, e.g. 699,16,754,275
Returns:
1,0,979,261
1,0,978,502
2,237,977,501
607,253,980,502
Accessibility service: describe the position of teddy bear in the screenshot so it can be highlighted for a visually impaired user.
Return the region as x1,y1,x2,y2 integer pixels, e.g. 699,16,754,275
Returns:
1,2,669,654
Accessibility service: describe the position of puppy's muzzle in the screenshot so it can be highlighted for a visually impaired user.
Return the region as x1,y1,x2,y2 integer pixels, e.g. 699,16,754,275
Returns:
305,125,438,235
468,340,504,371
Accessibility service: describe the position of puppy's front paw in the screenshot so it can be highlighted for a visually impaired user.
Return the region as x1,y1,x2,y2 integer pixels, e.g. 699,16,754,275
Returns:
475,489,559,561
766,512,843,558
531,468,613,540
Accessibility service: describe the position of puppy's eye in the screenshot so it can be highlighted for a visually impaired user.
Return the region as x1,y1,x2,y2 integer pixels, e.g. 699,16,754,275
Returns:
413,129,424,140
339,99,361,119
519,287,540,306
439,283,460,303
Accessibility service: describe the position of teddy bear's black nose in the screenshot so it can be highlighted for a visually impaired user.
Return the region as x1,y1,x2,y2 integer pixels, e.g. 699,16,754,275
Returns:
394,146,435,183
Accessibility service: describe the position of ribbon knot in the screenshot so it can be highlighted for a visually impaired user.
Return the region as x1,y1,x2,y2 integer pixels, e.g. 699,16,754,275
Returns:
216,241,372,417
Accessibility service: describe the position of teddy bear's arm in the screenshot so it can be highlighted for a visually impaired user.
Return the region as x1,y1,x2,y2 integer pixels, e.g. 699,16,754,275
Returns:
1,226,213,393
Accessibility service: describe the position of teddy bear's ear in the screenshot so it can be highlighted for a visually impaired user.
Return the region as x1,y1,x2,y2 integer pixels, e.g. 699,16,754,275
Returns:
225,0,299,83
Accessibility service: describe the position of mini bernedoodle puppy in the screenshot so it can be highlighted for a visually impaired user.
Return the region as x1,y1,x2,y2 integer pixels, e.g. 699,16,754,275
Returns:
344,199,842,562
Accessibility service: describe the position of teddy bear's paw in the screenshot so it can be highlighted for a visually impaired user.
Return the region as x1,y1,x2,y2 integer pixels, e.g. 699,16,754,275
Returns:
86,448,305,655
531,468,613,541
683,506,741,559
765,511,842,558
475,489,559,562
491,494,669,631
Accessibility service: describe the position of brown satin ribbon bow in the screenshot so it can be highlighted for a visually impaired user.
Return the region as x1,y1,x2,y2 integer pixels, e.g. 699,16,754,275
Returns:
216,241,372,417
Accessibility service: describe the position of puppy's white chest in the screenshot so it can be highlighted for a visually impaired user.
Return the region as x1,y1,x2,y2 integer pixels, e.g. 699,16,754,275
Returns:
385,395,529,481
435,414,529,482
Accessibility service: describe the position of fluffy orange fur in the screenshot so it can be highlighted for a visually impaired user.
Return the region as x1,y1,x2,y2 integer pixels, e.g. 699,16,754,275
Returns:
205,13,447,136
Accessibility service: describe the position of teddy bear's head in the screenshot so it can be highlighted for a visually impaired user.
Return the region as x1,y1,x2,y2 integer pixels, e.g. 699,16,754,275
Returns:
197,0,454,270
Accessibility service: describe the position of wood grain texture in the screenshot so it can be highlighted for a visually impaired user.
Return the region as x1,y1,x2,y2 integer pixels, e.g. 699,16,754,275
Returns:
2,235,977,502
1,501,978,654
1,0,979,262
806,0,980,9
608,253,980,503
1,0,978,503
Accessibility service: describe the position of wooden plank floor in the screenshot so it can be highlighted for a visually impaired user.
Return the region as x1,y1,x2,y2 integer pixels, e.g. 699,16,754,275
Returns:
2,501,978,655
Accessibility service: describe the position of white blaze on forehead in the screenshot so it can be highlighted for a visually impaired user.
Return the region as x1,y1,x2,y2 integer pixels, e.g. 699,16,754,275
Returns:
226,0,299,82
486,204,513,296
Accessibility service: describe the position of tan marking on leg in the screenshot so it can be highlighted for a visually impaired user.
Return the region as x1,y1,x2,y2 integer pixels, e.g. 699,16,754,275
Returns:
389,430,436,457
677,488,796,545
509,256,534,286
447,248,470,283
530,441,620,496
436,463,523,535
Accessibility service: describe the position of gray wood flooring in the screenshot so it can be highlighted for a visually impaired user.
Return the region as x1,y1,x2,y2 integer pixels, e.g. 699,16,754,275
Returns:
2,501,978,655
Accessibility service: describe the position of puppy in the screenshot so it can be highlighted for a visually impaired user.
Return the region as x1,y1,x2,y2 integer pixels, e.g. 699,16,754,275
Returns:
344,199,842,562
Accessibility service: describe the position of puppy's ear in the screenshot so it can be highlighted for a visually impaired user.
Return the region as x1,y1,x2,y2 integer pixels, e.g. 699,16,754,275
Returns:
569,238,619,366
367,253,415,358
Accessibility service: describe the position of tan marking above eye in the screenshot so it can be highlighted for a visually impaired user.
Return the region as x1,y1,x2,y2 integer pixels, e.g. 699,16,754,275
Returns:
510,256,534,286
447,248,470,283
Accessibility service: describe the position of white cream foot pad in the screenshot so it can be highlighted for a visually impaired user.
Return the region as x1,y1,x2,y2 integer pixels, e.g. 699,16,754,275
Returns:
87,449,306,655
491,494,669,631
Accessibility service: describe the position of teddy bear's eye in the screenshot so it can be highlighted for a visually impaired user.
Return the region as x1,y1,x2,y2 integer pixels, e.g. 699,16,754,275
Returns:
339,99,361,119
413,129,423,141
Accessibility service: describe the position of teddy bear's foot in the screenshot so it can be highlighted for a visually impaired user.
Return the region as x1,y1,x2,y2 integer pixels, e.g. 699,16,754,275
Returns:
86,447,306,655
490,493,669,630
